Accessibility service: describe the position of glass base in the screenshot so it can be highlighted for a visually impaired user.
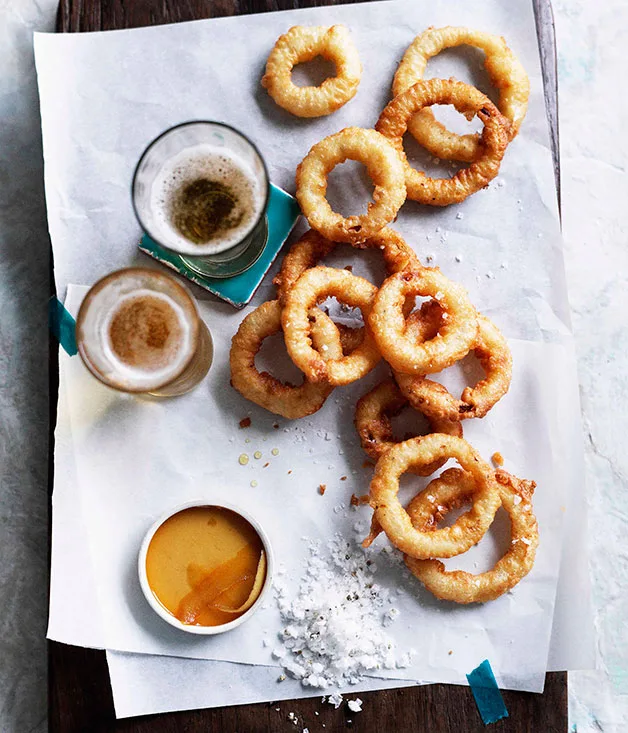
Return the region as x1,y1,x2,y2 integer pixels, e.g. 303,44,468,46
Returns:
179,216,269,279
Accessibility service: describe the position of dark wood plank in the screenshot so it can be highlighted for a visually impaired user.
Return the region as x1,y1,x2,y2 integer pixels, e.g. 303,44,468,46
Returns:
50,1,567,731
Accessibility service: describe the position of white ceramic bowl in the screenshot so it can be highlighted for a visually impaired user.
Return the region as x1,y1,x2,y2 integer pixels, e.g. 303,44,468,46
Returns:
138,499,273,635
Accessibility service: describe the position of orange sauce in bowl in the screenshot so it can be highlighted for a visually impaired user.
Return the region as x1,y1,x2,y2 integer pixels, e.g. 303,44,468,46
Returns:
145,506,266,627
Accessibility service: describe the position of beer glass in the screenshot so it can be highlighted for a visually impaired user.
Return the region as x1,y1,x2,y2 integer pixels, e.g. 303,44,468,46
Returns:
75,268,212,397
132,121,270,278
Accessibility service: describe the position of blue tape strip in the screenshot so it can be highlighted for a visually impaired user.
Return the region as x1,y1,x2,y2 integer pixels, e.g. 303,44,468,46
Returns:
466,660,509,725
49,298,78,356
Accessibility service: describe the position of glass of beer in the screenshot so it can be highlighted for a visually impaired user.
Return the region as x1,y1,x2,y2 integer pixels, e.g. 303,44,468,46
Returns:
132,121,270,278
75,268,213,397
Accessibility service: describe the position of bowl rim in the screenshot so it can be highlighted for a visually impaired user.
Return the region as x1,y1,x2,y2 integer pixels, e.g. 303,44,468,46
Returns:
138,499,274,635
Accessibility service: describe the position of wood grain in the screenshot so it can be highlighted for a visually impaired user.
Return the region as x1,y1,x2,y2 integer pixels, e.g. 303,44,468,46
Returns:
50,1,567,731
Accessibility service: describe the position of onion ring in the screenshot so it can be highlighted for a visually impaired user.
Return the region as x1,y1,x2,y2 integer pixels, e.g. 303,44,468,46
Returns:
393,26,530,162
354,379,462,474
404,469,538,603
295,127,407,243
273,227,419,306
261,25,362,118
375,78,509,205
395,314,512,421
368,269,478,375
230,300,343,418
281,266,380,385
366,435,500,559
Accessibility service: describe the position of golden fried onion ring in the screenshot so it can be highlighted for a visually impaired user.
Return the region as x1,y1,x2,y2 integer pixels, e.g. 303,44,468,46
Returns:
368,269,478,375
375,79,509,205
295,127,407,243
393,26,530,162
273,227,419,306
282,266,380,386
395,314,512,421
230,300,343,418
366,435,500,559
355,379,462,474
261,25,362,118
405,469,538,603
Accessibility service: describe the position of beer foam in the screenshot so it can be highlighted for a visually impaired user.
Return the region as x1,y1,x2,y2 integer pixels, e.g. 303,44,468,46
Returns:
150,144,265,255
101,290,194,388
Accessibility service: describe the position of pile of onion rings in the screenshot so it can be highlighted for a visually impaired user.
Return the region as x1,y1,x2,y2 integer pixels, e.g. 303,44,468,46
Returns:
363,439,538,603
354,379,462,473
375,78,509,206
230,299,344,419
230,24,537,604
393,26,530,162
231,227,420,408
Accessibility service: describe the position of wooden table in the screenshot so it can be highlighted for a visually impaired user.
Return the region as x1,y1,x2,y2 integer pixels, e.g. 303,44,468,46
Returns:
49,1,566,730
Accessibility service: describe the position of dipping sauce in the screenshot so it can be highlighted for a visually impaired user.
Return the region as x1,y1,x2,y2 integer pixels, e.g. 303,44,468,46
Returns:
145,506,266,627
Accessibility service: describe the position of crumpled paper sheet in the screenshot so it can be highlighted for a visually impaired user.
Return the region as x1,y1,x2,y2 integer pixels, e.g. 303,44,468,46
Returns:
55,284,568,696
37,0,595,716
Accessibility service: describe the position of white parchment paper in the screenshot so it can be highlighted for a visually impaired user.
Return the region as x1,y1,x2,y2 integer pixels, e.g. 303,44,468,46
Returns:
56,285,563,693
38,0,595,713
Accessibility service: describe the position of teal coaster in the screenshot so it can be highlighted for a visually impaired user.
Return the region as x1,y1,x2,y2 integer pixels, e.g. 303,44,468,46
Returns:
139,183,301,308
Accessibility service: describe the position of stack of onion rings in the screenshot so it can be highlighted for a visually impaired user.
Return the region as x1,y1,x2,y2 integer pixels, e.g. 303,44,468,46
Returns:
262,25,362,118
355,379,462,473
368,268,478,375
230,300,344,418
366,435,501,559
376,78,509,205
393,26,530,162
404,469,538,603
363,440,538,602
281,266,380,386
394,313,512,421
296,127,407,243
273,227,420,306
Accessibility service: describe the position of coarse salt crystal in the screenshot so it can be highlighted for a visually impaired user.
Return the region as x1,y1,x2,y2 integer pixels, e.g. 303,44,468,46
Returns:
328,692,344,708
513,495,522,505
383,608,399,627
347,698,363,713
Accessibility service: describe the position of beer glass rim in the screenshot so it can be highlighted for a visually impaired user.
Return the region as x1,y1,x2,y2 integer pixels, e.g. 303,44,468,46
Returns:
75,267,201,394
131,120,271,256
